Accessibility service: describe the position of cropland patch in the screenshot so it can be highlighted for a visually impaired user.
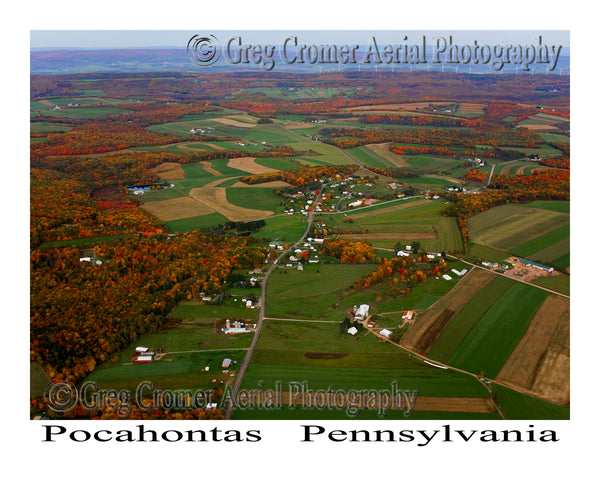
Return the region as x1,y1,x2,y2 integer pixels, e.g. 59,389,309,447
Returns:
364,143,410,168
350,199,433,219
341,232,437,241
189,187,274,221
150,162,185,180
495,294,569,405
211,117,257,128
142,196,216,221
231,180,293,188
202,161,223,177
227,157,280,174
401,269,495,353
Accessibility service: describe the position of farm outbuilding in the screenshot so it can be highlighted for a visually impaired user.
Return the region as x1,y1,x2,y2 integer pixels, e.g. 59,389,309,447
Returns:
379,329,392,338
517,258,554,272
354,304,370,321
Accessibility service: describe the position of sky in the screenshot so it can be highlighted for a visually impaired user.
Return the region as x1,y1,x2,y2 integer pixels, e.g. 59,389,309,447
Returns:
30,30,570,50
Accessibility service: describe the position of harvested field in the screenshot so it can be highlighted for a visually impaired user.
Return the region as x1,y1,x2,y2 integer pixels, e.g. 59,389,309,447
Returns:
150,162,185,180
340,232,437,241
364,143,410,168
413,396,495,413
142,197,215,221
211,117,256,128
189,187,274,222
238,391,495,413
496,295,569,405
350,199,432,219
456,103,486,114
401,269,495,353
39,99,54,106
228,157,280,174
231,180,294,188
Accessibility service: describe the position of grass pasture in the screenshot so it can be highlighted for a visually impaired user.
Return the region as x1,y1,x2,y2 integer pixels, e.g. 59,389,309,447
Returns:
265,263,380,320
255,214,309,243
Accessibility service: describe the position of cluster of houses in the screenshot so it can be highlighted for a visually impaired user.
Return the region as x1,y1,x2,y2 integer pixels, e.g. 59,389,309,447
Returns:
268,238,322,269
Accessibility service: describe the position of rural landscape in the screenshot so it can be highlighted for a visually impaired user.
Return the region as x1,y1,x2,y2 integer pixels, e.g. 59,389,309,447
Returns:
30,49,570,420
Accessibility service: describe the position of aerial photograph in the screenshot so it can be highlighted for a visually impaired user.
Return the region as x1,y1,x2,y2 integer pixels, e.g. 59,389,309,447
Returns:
29,29,571,423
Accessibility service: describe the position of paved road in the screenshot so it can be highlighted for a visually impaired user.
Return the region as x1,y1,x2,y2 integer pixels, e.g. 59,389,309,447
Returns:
225,184,323,419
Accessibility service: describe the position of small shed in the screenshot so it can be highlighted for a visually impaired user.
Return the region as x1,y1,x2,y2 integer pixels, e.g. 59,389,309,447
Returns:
347,326,358,336
379,329,392,338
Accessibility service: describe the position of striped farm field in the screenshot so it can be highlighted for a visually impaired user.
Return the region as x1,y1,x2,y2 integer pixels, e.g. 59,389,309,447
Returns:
401,269,496,354
495,294,569,405
329,198,463,251
508,224,569,262
447,282,549,378
426,275,515,362
468,203,569,253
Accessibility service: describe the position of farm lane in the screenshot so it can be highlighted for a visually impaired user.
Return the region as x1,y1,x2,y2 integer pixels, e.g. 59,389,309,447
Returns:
225,184,324,419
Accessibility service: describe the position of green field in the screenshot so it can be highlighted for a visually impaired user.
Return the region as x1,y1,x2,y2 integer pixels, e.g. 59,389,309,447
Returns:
235,360,495,419
265,263,380,320
165,213,231,233
255,214,309,243
468,202,569,268
30,121,74,133
85,349,246,391
491,384,569,420
227,188,282,212
325,198,463,251
347,146,396,169
468,203,569,253
427,276,515,361
38,106,132,119
447,282,549,378
406,156,465,173
253,157,304,171
132,322,254,353
530,274,570,295
170,299,260,320
509,224,569,260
